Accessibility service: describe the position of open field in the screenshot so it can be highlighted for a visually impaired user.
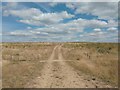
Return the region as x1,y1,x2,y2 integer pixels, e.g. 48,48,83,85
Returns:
2,42,55,88
2,42,118,88
62,42,118,86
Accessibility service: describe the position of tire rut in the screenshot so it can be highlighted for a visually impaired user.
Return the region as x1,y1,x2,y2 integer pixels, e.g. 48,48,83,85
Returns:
25,45,113,88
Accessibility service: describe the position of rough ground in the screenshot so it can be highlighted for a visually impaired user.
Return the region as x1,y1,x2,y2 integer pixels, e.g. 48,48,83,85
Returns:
25,45,112,88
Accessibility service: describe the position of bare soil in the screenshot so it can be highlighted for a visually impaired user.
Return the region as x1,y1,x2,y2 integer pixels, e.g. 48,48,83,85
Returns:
25,45,113,88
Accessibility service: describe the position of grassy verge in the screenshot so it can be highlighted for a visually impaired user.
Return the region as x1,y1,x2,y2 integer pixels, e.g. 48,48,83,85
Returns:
2,42,56,88
62,42,118,87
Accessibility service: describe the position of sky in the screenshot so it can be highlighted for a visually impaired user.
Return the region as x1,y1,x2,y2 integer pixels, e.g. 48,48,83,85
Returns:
1,2,118,42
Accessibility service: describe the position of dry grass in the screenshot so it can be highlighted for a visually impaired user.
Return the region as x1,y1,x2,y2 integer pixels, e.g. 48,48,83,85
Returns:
2,42,55,61
62,42,118,87
2,42,118,87
2,60,44,88
2,42,56,88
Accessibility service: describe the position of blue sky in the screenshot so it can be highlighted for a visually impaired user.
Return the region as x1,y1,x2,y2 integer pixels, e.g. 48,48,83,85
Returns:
2,2,118,42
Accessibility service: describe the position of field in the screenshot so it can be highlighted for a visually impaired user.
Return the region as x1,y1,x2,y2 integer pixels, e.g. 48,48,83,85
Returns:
62,42,118,86
2,42,118,88
2,42,55,88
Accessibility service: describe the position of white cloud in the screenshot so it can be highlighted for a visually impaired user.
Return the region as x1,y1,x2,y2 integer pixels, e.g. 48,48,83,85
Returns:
7,18,113,37
89,31,105,36
79,35,84,37
67,18,108,28
94,28,101,32
107,20,118,27
19,19,42,26
66,3,78,9
9,31,32,36
31,11,74,23
2,2,118,42
49,2,58,7
3,8,74,26
3,8,42,18
107,27,118,32
79,31,118,42
66,2,118,20
27,26,32,30
10,18,117,38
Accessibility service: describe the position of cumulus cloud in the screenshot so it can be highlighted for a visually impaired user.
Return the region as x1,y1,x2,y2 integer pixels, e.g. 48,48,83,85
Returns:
78,31,118,42
94,28,101,32
3,8,42,18
36,18,108,34
9,31,32,36
89,31,105,36
2,2,118,42
6,17,117,39
66,2,118,20
107,20,118,27
65,18,108,29
107,27,118,32
3,8,74,26
31,11,74,23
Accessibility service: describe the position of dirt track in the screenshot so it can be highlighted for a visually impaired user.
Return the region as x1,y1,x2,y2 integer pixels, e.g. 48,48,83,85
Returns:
25,45,112,88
